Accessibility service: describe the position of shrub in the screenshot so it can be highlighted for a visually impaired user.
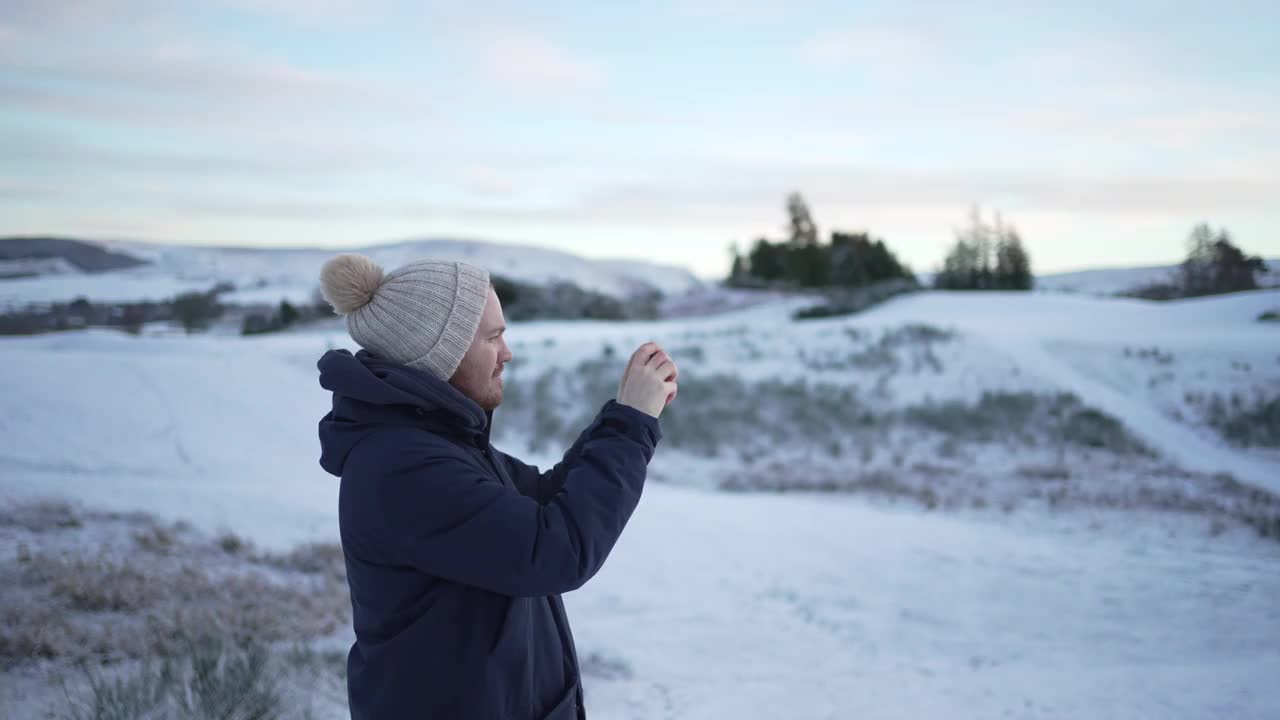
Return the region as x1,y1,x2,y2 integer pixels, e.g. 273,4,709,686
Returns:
1212,395,1280,448
902,391,1149,454
172,291,223,334
60,637,284,720
0,498,82,531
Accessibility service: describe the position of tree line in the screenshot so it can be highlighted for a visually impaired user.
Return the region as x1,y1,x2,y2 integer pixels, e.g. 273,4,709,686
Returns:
726,193,915,289
933,206,1033,290
1128,223,1270,300
724,196,1271,301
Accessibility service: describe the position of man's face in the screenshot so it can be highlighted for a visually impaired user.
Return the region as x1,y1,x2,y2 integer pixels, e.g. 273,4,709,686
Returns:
449,285,513,411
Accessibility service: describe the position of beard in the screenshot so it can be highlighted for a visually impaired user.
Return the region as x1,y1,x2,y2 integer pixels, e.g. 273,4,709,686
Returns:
451,365,503,411
475,381,502,411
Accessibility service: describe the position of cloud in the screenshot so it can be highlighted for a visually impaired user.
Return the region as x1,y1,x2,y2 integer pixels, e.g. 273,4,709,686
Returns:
32,161,1269,225
216,0,380,23
1003,105,1280,153
671,0,796,21
0,177,61,200
797,26,937,71
470,27,604,94
9,163,1276,279
461,166,520,196
7,45,429,112
0,42,452,172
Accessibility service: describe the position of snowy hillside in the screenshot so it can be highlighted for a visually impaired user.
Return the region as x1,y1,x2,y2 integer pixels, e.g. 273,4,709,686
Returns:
2,289,1278,718
0,236,704,309
1037,258,1280,295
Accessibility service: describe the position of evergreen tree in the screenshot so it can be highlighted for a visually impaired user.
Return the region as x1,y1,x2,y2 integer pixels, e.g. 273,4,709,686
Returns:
1210,231,1267,293
1179,223,1266,297
995,228,1033,290
786,192,818,247
727,241,750,286
936,238,979,289
748,237,786,282
974,207,994,290
784,243,830,286
731,192,915,290
936,206,1032,290
279,299,299,327
830,232,869,287
1180,222,1218,296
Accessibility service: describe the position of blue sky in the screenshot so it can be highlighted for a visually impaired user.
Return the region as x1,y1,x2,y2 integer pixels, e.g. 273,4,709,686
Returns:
2,1,1277,280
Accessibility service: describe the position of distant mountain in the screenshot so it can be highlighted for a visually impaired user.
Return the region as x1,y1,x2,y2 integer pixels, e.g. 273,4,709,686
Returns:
0,236,704,308
0,236,148,278
1036,259,1280,296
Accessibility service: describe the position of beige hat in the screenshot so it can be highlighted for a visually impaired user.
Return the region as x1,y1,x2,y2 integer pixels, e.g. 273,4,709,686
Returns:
319,254,490,381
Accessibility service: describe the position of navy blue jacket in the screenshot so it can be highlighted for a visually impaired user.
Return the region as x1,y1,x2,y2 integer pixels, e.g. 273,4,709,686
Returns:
316,348,661,719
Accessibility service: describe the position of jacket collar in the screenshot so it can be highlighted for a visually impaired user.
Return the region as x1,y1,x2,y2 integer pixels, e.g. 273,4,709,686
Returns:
318,348,492,447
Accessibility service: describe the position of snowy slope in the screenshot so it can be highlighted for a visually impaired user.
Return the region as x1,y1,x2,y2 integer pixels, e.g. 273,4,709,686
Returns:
0,237,704,308
852,289,1280,493
2,291,1278,718
488,288,1279,494
1037,258,1280,295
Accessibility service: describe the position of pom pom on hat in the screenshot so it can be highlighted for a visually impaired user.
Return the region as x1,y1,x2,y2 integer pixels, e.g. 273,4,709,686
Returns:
320,253,385,315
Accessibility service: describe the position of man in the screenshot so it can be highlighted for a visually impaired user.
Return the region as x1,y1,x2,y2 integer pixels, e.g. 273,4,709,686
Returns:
315,253,677,719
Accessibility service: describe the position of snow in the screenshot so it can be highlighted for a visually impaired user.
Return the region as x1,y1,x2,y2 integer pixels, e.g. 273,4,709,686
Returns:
576,484,1279,719
2,288,1278,718
848,290,1280,493
0,257,80,278
0,328,340,550
1036,258,1280,296
0,237,704,309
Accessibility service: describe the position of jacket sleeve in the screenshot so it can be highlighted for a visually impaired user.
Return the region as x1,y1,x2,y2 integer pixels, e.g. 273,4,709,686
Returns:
500,403,608,504
347,399,661,597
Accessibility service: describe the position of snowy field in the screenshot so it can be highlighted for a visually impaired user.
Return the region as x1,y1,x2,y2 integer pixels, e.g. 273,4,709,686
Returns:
1033,258,1280,296
2,288,1278,719
0,237,702,310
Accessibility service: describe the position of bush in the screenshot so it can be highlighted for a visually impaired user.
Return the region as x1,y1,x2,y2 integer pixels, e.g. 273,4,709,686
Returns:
61,655,177,720
1,501,349,670
51,557,153,612
241,300,304,336
792,278,917,320
903,391,1149,454
497,353,871,458
61,637,284,720
172,291,223,334
491,274,655,321
1209,394,1280,448
798,323,951,373
1063,408,1147,454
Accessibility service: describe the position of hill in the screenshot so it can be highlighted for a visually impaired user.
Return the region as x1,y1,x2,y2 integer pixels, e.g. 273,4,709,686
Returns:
1037,258,1280,295
0,235,703,308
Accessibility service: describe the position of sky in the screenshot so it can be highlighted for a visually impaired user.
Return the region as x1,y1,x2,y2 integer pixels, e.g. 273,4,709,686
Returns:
2,1,1278,281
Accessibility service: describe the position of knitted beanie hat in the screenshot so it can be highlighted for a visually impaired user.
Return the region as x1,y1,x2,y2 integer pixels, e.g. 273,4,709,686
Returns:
319,254,490,381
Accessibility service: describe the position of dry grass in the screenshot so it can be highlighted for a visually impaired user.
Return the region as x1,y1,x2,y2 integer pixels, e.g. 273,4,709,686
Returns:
718,459,1280,541
0,498,83,532
60,636,288,720
0,500,349,671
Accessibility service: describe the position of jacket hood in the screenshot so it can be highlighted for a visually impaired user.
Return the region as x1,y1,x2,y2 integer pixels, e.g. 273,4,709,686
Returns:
317,348,492,476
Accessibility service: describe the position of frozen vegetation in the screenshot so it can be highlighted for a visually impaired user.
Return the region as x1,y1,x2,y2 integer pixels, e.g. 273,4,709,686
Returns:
1,287,1278,718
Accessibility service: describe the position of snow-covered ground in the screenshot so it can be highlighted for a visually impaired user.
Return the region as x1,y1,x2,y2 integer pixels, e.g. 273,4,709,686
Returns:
1,289,1278,719
0,237,703,309
1036,258,1280,296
